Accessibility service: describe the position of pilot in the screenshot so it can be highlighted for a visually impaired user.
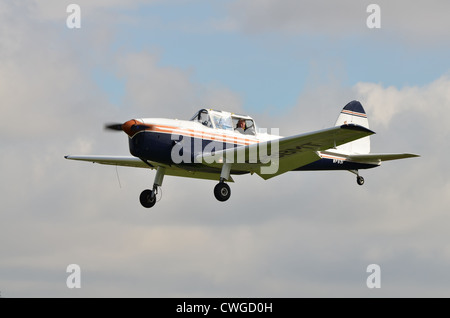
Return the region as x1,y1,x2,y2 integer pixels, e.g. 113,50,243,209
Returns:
235,119,246,134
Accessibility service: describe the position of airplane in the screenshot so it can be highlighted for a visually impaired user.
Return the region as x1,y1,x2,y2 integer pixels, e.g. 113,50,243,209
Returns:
65,100,419,208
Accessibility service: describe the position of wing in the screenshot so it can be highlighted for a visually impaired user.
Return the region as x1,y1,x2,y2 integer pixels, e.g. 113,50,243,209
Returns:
347,153,420,164
64,155,234,182
65,155,149,168
198,124,375,180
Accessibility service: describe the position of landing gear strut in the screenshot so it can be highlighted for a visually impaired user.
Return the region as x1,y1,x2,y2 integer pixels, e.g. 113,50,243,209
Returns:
349,169,365,186
214,163,232,202
140,166,165,208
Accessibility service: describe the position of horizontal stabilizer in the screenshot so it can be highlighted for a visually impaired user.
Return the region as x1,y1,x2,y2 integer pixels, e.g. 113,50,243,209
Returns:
348,153,420,163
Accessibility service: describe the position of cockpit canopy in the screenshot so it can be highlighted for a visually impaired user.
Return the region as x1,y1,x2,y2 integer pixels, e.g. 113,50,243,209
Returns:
190,109,257,135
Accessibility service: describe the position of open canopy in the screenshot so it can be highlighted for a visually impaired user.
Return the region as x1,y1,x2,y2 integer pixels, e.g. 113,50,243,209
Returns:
189,109,257,135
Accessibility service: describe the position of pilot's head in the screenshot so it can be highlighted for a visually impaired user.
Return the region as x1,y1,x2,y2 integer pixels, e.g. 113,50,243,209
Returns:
237,119,246,129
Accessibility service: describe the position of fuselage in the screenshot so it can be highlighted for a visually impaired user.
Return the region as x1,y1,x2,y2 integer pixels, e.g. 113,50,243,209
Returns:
124,116,379,173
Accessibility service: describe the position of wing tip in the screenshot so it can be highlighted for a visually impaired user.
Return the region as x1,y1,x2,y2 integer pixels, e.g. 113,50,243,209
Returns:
396,153,420,159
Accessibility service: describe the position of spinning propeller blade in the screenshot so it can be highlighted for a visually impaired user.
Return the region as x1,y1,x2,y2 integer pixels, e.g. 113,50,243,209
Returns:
104,123,123,131
104,119,143,137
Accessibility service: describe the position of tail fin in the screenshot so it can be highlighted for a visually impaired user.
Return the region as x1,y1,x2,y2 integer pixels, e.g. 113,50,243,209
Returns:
334,100,370,155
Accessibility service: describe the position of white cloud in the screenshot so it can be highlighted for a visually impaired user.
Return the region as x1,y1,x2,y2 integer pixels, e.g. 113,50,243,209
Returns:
355,75,450,128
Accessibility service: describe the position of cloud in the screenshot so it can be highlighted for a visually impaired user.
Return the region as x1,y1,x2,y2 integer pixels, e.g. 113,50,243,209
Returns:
228,0,366,35
116,52,199,117
228,73,450,296
355,75,450,128
114,51,244,119
227,0,450,45
24,0,152,22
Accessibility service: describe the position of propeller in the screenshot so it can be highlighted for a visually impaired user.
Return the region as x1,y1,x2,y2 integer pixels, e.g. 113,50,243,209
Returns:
104,119,144,137
104,123,123,131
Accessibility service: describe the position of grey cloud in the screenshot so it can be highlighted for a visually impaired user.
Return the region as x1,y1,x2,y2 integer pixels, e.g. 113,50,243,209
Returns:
229,0,366,35
228,0,450,44
115,52,244,119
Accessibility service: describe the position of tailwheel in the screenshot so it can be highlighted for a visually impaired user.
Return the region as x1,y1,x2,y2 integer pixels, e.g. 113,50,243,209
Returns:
140,189,156,208
357,176,365,186
214,182,231,202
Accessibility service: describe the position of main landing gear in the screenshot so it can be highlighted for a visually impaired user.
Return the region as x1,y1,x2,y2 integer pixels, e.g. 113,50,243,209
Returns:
214,163,232,202
139,163,233,208
140,166,165,208
349,169,365,186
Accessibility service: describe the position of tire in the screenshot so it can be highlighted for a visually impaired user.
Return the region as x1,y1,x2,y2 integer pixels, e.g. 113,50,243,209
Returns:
140,189,156,208
214,183,231,202
357,176,365,186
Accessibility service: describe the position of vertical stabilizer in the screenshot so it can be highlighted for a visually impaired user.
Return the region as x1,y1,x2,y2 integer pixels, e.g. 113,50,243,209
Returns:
334,100,370,154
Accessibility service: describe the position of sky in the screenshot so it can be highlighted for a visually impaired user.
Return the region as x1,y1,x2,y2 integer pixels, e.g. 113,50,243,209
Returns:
1,0,450,298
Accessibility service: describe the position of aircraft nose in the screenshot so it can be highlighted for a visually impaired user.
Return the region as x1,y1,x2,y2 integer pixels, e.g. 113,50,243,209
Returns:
122,119,145,137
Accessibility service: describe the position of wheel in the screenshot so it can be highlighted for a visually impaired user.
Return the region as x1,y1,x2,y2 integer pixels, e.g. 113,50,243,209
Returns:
214,182,231,202
357,176,365,186
140,189,156,208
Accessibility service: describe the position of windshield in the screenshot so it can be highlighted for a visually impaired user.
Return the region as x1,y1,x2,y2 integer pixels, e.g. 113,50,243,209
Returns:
210,112,233,131
190,109,212,128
